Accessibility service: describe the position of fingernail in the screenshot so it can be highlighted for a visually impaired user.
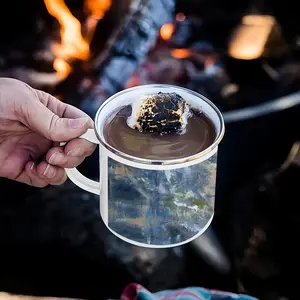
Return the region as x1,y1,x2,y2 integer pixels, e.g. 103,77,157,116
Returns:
68,117,89,129
43,164,56,179
49,151,66,165
30,162,35,170
67,148,84,157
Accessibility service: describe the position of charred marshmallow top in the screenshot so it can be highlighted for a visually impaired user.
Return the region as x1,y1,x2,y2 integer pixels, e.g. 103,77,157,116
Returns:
127,92,191,134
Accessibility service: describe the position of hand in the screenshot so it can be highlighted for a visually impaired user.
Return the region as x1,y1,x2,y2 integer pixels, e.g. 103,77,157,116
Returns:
0,78,96,187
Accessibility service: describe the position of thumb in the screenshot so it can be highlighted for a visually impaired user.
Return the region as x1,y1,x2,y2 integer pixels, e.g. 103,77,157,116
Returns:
27,99,91,142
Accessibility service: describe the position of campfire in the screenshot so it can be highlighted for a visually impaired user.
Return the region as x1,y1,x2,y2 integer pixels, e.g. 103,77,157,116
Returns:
0,0,298,116
1,2,300,300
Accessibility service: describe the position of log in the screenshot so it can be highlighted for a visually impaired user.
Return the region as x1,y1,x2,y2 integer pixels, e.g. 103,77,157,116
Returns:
78,0,176,117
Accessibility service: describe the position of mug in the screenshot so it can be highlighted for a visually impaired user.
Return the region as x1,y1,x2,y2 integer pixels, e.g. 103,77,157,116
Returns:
63,84,225,248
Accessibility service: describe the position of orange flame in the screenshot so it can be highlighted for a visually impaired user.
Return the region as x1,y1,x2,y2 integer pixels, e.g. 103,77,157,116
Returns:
85,0,111,19
171,48,191,59
84,0,112,43
53,58,72,79
44,0,111,80
160,23,175,41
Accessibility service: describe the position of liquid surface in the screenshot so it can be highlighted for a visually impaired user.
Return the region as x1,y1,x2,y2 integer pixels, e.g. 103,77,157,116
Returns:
104,106,216,160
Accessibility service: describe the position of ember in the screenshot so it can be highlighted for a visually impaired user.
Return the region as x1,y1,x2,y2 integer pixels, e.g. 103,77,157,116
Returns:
176,12,186,22
160,23,175,41
171,48,191,59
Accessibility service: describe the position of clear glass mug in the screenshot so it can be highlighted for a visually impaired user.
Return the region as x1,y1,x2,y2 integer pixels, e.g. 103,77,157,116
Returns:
63,85,225,248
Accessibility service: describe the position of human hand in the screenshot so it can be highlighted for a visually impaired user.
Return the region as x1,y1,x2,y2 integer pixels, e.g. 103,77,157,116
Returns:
0,78,96,187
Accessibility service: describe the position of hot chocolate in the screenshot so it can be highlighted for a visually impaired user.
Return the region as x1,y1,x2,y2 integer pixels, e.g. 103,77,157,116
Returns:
103,102,216,160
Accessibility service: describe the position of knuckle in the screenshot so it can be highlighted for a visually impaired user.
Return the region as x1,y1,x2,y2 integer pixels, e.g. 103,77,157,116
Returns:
48,150,67,166
48,115,61,140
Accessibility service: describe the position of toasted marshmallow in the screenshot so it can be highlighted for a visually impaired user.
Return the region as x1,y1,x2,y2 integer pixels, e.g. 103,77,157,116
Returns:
127,92,191,134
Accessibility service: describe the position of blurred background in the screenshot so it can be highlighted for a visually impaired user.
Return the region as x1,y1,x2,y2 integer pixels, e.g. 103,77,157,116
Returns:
1,0,300,299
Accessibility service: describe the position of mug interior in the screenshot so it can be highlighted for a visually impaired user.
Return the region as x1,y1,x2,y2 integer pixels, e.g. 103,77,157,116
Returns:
95,84,224,164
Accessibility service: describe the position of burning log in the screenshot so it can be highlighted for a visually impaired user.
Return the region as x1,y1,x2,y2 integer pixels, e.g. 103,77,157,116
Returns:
76,0,176,117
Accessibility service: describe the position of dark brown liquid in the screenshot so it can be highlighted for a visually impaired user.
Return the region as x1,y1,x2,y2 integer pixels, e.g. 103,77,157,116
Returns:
104,106,216,160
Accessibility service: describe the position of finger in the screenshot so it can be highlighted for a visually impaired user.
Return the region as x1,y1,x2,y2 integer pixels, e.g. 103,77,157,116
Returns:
24,90,93,142
35,89,93,121
46,146,85,168
36,161,67,185
15,161,49,188
64,138,96,158
46,139,96,168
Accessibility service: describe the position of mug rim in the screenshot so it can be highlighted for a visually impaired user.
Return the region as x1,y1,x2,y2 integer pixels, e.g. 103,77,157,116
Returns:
94,84,225,166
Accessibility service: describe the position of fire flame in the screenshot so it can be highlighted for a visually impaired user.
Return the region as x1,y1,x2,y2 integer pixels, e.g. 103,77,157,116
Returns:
160,23,175,41
85,0,111,19
84,0,112,42
44,0,111,80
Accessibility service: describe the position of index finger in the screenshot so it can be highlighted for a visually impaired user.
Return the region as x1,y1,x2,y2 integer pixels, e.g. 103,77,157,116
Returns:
35,89,94,125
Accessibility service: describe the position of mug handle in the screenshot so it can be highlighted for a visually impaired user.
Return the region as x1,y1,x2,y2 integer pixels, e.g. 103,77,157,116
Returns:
60,128,100,195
